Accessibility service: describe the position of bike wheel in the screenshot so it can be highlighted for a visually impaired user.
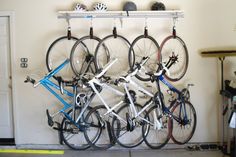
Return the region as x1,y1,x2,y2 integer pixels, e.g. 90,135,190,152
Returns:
170,100,196,144
46,36,79,83
60,106,92,150
142,105,172,149
70,36,102,77
129,35,160,81
94,35,131,77
159,35,188,82
112,103,147,148
84,105,114,150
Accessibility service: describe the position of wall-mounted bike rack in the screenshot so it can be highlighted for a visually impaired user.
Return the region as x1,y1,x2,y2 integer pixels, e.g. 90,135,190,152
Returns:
57,10,184,19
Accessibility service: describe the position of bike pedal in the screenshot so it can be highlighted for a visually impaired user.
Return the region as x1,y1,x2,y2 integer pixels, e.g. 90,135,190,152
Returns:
46,109,54,127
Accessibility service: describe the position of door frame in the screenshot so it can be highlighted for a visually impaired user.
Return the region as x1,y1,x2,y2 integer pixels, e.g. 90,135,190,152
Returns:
0,11,18,144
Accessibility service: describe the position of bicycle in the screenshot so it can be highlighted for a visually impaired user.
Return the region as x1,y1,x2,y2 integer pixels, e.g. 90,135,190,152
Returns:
24,59,100,150
142,56,196,149
84,57,169,149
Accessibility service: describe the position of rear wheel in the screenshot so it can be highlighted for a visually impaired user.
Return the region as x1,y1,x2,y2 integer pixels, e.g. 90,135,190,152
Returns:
171,100,196,144
142,105,172,149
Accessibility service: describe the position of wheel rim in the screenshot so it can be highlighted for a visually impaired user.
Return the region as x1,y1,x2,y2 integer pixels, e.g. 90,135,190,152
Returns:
95,35,131,77
171,101,196,144
46,36,78,83
70,36,101,77
129,35,160,81
160,36,188,82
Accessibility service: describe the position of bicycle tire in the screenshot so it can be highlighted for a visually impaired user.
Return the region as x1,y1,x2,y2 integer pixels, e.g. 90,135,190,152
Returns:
142,105,172,149
112,103,147,148
170,100,196,144
46,36,80,83
84,105,114,150
70,35,103,77
159,35,189,82
60,106,93,150
128,35,160,81
94,34,131,77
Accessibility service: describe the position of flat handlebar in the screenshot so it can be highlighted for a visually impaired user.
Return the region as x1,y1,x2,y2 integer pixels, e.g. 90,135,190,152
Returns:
24,76,36,85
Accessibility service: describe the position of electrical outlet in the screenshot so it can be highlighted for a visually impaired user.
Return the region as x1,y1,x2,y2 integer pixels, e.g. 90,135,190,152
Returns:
233,24,236,31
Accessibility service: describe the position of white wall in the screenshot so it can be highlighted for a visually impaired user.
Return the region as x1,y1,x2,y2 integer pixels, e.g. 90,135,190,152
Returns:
0,0,235,145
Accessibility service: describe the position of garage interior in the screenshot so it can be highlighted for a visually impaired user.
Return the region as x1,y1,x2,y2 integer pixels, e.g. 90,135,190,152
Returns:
0,0,235,157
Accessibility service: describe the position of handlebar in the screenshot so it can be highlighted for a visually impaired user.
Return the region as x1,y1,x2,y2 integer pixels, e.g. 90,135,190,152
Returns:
24,76,36,85
24,59,71,94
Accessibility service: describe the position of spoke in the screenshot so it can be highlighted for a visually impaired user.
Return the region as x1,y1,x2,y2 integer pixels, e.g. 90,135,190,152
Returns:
65,132,76,141
135,43,144,56
146,40,155,56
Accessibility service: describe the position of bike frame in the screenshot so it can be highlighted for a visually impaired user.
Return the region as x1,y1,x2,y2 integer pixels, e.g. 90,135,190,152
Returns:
35,59,73,111
156,74,188,124
88,57,156,125
88,78,127,123
33,59,90,128
119,75,154,122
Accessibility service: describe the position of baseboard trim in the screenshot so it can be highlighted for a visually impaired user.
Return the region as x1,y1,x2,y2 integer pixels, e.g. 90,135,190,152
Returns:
0,138,15,146
12,142,220,150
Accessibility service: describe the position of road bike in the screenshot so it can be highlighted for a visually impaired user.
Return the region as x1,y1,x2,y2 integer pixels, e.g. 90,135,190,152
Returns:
25,59,99,150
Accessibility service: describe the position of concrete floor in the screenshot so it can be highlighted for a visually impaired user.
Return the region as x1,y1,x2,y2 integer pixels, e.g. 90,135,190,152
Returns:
0,149,230,157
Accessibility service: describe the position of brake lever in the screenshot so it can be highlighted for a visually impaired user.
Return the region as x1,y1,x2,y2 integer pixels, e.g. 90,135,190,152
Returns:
24,76,36,85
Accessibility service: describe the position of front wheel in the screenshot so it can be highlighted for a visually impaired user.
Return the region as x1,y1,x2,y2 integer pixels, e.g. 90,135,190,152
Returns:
159,35,189,82
46,36,79,83
142,105,172,149
170,100,197,144
128,35,160,81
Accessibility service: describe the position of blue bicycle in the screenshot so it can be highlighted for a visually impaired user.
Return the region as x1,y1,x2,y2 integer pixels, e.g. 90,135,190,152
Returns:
140,55,196,149
25,59,100,150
